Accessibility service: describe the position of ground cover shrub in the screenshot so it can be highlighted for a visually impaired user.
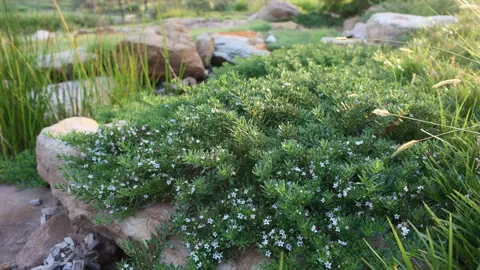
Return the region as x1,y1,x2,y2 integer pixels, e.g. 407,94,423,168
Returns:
293,10,344,28
59,27,480,268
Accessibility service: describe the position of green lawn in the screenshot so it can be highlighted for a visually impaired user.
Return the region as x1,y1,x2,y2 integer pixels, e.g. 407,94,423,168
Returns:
267,28,341,50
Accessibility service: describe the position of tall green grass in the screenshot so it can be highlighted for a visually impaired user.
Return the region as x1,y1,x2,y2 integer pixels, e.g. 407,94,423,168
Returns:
0,2,171,159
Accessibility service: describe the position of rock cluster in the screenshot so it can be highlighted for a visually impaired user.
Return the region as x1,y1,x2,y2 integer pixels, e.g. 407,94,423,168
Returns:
249,0,301,22
115,20,206,82
29,233,111,270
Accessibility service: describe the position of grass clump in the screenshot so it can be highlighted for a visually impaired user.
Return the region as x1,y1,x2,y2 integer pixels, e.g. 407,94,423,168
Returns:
0,150,45,187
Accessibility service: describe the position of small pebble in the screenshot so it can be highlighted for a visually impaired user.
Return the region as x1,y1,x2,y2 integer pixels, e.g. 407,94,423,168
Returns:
40,214,46,225
30,199,42,206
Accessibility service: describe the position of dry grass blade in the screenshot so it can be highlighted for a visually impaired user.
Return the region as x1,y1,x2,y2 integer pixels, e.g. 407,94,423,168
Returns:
432,79,462,89
459,4,480,11
391,140,420,158
372,109,392,117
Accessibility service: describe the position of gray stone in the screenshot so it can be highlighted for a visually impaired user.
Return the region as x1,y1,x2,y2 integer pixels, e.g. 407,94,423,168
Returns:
196,33,215,67
72,260,84,270
55,242,69,249
84,233,99,250
51,246,61,259
365,12,457,45
30,199,42,206
342,22,367,39
45,253,54,265
249,0,300,22
266,34,277,43
40,214,47,225
41,207,58,217
212,33,269,65
62,262,72,270
63,237,74,246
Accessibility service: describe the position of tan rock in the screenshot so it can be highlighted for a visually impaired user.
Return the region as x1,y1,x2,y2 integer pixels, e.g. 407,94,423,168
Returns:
115,20,205,82
196,33,215,67
0,264,10,270
15,214,73,269
249,0,301,22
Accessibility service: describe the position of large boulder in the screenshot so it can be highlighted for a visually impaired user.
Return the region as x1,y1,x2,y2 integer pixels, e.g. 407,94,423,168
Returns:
115,21,205,82
35,117,268,268
249,0,301,22
211,31,270,66
366,12,457,44
196,33,215,67
42,77,112,117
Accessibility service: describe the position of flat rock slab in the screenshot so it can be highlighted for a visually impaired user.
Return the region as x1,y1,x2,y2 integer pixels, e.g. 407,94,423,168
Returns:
0,185,58,264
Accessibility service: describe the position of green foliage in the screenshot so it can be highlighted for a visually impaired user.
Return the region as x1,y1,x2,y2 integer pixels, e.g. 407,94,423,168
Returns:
118,221,183,269
60,24,480,268
293,11,343,28
234,0,249,12
0,150,45,187
267,28,340,51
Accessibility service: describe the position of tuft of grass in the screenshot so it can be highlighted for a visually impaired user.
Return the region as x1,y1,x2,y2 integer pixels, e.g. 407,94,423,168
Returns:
0,150,45,187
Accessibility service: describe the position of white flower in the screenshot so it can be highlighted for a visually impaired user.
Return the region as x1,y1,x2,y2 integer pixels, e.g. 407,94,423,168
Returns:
311,225,318,233
265,250,271,257
325,262,332,269
144,194,149,199
88,174,94,179
263,218,270,225
213,252,223,261
401,226,410,236
355,140,364,145
207,218,214,224
394,214,400,220
404,186,409,192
